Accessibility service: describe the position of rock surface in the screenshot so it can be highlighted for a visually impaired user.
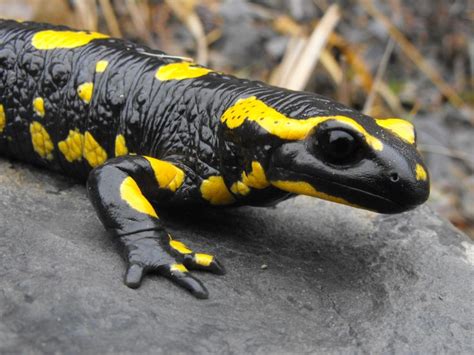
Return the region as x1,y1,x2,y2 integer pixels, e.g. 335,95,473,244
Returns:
0,158,473,354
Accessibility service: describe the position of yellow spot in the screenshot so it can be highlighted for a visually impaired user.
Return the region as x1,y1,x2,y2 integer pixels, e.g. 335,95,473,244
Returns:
83,131,107,167
29,121,54,160
155,62,213,81
195,254,213,267
95,60,109,73
58,130,84,162
170,264,188,273
271,180,358,208
230,181,251,196
0,104,5,132
200,176,235,205
376,118,416,145
33,97,45,117
120,176,158,218
115,134,128,157
32,30,109,50
77,82,94,104
221,96,383,151
143,157,185,192
170,240,193,255
415,164,427,181
242,161,269,189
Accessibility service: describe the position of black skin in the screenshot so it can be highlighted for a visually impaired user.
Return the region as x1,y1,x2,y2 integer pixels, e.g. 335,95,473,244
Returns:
0,20,429,298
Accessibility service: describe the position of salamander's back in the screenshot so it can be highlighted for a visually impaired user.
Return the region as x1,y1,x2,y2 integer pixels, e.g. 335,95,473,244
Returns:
0,20,176,180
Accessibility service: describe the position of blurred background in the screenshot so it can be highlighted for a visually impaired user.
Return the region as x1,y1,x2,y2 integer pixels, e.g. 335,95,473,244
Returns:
1,0,473,238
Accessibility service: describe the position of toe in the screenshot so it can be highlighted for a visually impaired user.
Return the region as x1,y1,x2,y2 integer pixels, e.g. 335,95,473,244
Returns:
183,253,226,275
160,264,209,299
125,263,145,288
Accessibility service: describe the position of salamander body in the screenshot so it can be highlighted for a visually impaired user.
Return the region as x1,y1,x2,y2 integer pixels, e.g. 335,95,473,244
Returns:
0,20,429,298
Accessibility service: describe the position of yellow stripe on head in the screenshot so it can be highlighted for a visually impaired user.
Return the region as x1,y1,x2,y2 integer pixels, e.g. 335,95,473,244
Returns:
32,30,109,50
376,118,416,145
415,164,427,181
221,97,383,151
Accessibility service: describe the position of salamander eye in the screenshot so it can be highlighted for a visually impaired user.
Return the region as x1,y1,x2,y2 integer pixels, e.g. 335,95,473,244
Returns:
316,129,361,165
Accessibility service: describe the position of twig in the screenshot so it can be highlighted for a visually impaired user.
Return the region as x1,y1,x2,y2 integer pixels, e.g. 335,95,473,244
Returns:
165,0,208,65
418,144,474,164
363,38,395,115
269,36,307,87
98,0,122,37
126,0,155,46
360,0,465,109
284,4,341,91
74,0,98,31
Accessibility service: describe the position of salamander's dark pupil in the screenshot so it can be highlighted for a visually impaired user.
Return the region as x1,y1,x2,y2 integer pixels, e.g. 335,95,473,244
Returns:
328,131,355,158
318,129,359,165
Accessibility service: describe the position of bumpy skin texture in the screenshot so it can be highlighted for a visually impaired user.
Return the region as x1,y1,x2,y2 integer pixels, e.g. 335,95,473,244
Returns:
0,20,430,298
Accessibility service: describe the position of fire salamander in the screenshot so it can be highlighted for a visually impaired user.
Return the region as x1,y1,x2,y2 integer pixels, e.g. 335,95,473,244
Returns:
0,20,429,299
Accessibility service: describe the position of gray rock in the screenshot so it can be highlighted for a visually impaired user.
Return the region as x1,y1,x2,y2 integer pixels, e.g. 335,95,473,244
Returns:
0,158,473,354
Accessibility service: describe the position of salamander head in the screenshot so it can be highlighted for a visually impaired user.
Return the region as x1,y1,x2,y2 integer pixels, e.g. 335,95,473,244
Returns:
221,94,429,214
266,107,429,214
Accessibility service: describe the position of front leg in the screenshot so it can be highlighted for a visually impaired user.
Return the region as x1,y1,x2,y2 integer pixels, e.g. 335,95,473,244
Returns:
86,155,224,299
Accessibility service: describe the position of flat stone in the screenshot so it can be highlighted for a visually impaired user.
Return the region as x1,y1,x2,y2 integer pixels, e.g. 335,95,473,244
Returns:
0,158,473,354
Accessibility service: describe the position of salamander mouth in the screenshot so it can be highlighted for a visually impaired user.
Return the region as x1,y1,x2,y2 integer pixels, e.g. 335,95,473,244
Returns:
272,168,407,213
320,178,406,213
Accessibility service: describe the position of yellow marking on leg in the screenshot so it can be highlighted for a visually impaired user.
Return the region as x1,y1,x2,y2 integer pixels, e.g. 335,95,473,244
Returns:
29,121,54,160
271,180,358,208
170,240,193,255
221,96,383,151
0,104,5,132
195,254,213,267
155,62,213,81
242,161,269,189
33,97,45,117
83,132,107,167
58,130,84,162
415,164,427,181
77,82,94,104
230,161,268,196
120,176,158,218
375,118,415,145
143,157,185,192
95,60,109,73
170,264,188,273
115,134,128,156
200,176,235,205
32,30,109,50
230,181,250,196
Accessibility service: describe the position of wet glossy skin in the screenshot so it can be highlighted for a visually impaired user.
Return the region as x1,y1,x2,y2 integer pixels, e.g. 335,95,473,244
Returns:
0,20,429,298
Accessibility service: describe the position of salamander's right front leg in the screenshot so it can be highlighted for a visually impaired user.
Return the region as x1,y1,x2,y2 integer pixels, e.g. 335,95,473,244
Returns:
86,156,223,299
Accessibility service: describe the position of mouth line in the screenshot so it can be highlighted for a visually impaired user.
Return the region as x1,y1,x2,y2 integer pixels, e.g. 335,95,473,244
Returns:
286,169,403,208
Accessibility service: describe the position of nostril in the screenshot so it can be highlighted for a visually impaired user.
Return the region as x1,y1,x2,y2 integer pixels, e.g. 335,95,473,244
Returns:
390,172,400,182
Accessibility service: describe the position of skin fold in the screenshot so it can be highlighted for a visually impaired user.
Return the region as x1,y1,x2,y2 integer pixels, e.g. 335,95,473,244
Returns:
0,20,429,298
